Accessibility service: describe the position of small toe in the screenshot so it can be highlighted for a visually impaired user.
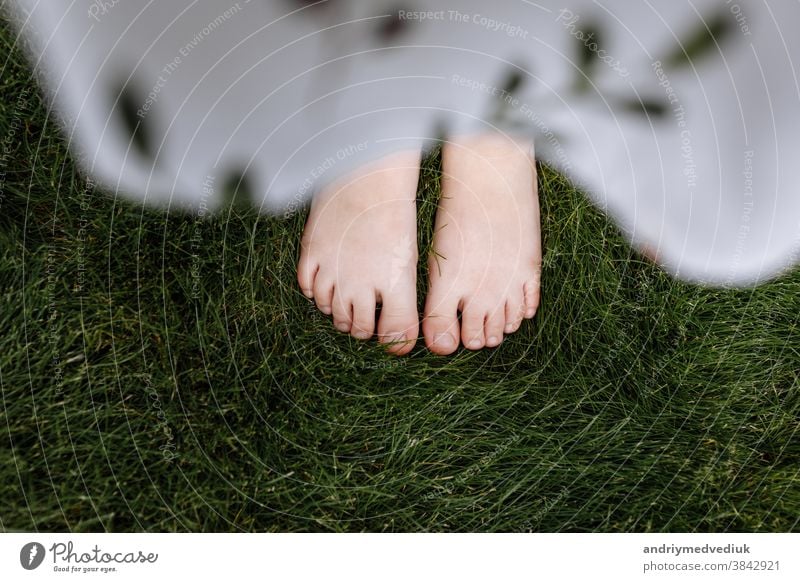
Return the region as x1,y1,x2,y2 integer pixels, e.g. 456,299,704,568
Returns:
423,295,460,356
313,276,334,315
460,303,486,351
331,291,352,334
351,293,377,340
523,278,540,319
297,253,318,299
484,307,506,348
504,289,525,334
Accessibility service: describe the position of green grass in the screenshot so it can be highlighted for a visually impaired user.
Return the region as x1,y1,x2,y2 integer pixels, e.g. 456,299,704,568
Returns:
1,22,799,533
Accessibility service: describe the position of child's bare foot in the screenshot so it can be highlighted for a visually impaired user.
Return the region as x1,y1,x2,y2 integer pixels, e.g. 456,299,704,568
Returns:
298,151,421,355
423,135,541,355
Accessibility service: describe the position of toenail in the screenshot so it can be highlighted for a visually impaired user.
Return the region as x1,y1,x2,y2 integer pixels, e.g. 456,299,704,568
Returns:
434,333,455,349
487,336,500,347
319,306,332,315
353,330,371,340
381,333,406,344
335,323,350,332
468,338,482,349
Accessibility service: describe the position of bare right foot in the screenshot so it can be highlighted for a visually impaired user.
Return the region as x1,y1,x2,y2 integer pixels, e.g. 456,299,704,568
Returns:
298,151,421,355
423,134,542,355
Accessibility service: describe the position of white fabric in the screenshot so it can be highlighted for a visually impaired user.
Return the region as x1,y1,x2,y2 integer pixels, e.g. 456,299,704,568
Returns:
8,0,800,285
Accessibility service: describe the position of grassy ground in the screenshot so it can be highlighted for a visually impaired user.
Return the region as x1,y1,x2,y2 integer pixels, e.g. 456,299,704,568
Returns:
1,23,799,533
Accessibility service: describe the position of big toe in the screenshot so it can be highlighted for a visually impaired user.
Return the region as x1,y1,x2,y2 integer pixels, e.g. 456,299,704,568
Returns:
377,286,419,356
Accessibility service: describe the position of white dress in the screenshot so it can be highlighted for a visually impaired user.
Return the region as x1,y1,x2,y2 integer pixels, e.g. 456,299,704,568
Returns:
9,0,800,285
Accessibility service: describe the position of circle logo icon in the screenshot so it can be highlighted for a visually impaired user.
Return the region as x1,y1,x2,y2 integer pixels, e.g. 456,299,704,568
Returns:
20,542,46,570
